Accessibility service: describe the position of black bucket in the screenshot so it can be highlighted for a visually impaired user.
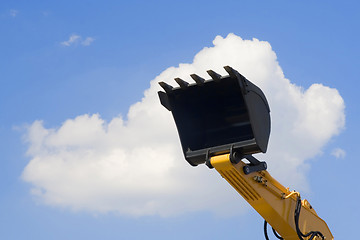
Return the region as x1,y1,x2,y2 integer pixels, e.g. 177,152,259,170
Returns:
158,66,271,166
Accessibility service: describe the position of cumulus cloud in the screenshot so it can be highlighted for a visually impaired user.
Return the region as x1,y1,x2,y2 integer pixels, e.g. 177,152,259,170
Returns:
61,34,95,47
331,148,346,159
22,34,345,216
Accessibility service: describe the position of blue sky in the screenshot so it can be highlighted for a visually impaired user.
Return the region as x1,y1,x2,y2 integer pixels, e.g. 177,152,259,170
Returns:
1,1,359,239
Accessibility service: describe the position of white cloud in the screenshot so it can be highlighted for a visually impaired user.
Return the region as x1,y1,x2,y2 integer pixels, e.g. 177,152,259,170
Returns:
61,35,94,47
331,148,346,159
61,34,81,46
22,34,345,216
9,9,18,17
81,37,95,46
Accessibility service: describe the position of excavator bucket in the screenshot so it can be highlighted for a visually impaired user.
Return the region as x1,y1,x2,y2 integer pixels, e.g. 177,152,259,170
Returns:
158,66,271,166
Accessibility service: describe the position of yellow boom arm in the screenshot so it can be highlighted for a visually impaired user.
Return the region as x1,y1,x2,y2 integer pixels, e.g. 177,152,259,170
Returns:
210,154,333,240
158,66,334,240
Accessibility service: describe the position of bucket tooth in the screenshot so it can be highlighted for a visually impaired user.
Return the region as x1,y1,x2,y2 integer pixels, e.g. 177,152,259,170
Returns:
224,66,239,79
206,70,221,82
158,82,174,93
190,74,205,86
174,78,189,89
224,66,248,93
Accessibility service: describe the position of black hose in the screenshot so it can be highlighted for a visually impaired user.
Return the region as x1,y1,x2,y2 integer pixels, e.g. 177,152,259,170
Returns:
294,196,325,240
264,196,325,240
294,197,305,240
264,220,283,240
264,220,270,240
272,227,284,239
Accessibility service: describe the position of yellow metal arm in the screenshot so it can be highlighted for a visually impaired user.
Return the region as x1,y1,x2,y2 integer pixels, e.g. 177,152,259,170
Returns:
210,154,333,240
